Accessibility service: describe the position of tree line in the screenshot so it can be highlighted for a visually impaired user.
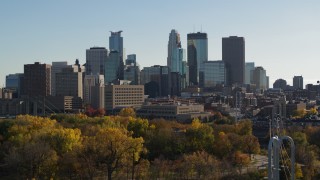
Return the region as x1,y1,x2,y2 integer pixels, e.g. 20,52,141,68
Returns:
0,108,263,180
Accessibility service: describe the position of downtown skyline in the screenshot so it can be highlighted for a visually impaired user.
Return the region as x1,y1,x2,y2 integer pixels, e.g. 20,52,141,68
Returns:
1,0,320,87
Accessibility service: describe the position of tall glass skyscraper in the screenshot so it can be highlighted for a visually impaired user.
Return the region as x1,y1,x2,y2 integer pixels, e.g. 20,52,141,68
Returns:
222,36,245,86
109,31,123,57
167,29,183,73
245,62,255,85
187,32,208,86
105,50,121,84
108,31,124,81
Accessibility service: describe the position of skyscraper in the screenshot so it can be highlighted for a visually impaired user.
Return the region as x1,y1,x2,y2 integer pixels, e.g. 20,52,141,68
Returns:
86,47,108,75
124,54,140,85
105,50,122,84
187,32,208,86
51,61,68,96
56,64,84,99
109,31,123,57
108,31,124,81
222,36,245,86
203,61,226,87
23,62,51,97
293,76,303,90
245,62,255,85
167,29,182,73
253,66,267,91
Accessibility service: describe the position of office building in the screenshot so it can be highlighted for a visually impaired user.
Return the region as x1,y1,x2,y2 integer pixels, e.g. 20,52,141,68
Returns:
56,65,84,99
23,62,51,97
140,65,170,97
124,54,140,85
86,47,108,75
202,61,226,87
253,66,267,91
137,101,209,122
187,32,208,86
167,29,184,73
105,50,123,84
109,31,123,57
51,61,68,96
5,73,24,98
245,62,255,84
104,85,144,110
84,74,104,106
293,76,303,90
222,36,245,86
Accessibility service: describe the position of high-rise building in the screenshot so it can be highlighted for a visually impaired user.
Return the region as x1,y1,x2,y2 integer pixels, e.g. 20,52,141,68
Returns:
51,61,68,96
253,66,267,91
222,36,245,86
84,74,104,106
23,62,51,97
124,54,140,85
181,61,189,89
5,73,24,98
109,31,124,81
202,61,226,87
140,65,170,97
105,50,123,84
86,47,108,75
245,62,255,84
187,32,208,86
56,65,84,99
167,29,183,73
109,31,123,57
293,76,303,90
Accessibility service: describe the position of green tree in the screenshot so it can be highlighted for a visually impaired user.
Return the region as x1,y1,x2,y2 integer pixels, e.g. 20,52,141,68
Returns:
185,119,214,153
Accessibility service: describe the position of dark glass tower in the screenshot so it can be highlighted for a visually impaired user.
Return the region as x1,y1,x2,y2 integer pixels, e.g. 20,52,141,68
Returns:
222,36,245,86
187,32,208,86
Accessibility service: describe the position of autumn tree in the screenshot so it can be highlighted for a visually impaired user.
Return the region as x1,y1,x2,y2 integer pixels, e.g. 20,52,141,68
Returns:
79,127,144,180
185,119,215,153
119,107,136,117
242,135,260,159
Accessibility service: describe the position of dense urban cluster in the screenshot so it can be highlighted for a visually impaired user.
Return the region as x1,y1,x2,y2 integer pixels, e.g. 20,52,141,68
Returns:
1,29,320,179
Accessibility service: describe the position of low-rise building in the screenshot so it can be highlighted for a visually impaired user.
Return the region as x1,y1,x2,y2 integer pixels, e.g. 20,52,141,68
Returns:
104,85,144,110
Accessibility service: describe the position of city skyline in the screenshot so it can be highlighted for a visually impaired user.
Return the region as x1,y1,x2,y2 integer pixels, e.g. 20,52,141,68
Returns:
1,1,320,87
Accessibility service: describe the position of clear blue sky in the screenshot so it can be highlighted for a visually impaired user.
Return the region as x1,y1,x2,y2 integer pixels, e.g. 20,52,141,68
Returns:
1,0,320,87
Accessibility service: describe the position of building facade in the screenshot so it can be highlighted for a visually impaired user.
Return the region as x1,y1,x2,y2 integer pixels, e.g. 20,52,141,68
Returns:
56,65,84,99
167,29,183,73
245,62,255,84
187,32,208,86
104,85,144,110
86,47,108,75
140,65,170,97
124,54,140,85
23,62,51,97
293,76,303,90
51,61,68,96
84,74,104,106
253,66,267,92
203,61,226,87
105,50,123,84
222,36,245,86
